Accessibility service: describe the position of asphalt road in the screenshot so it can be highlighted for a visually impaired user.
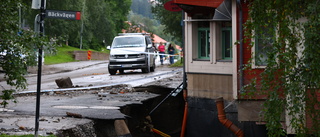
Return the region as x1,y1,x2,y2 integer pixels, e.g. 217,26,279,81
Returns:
0,59,182,93
0,59,184,136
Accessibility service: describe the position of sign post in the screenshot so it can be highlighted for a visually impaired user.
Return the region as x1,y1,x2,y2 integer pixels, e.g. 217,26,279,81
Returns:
34,0,45,136
87,50,92,60
33,3,81,137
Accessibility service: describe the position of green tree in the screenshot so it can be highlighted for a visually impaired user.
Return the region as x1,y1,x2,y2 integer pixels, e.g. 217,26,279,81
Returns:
0,0,58,107
244,0,320,136
131,0,153,18
22,0,131,50
151,0,182,44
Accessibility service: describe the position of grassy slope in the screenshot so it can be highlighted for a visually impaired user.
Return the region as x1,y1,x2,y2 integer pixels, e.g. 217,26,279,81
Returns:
44,45,80,65
44,45,109,65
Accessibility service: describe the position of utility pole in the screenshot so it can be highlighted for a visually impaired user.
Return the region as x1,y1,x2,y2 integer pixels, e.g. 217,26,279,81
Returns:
80,0,86,49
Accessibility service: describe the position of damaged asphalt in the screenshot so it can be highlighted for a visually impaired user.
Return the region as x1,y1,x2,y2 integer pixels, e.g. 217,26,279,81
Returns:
0,60,184,136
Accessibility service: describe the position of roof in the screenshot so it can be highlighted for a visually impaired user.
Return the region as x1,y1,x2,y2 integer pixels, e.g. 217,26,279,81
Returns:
173,0,223,8
152,34,167,44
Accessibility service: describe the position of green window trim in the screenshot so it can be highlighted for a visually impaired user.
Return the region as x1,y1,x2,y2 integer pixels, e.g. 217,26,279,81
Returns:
198,27,210,60
222,27,232,60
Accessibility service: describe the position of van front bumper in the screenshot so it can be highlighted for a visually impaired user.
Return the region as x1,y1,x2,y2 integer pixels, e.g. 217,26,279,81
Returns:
108,58,148,69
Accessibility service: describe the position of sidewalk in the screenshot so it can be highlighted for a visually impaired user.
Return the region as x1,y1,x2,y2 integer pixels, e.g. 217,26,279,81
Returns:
28,60,108,75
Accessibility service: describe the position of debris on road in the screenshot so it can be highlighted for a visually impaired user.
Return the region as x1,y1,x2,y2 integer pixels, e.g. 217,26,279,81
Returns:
55,77,73,88
66,112,83,118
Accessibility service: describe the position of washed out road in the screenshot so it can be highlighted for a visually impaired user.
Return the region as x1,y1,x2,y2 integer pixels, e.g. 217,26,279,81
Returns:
0,59,182,93
0,59,183,136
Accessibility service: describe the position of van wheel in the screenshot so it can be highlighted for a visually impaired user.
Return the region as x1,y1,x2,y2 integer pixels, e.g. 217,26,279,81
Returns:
150,63,155,72
150,66,155,72
109,68,117,75
141,68,149,73
119,69,124,74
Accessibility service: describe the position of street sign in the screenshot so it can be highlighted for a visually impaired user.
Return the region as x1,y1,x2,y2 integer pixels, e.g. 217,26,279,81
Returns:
32,0,46,9
46,10,81,20
164,0,182,12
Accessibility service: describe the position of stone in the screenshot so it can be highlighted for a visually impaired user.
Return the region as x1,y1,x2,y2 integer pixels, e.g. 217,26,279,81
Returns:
55,77,73,88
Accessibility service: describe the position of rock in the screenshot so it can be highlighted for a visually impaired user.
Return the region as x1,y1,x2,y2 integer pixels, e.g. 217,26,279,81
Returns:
55,77,73,88
19,126,25,130
66,112,82,118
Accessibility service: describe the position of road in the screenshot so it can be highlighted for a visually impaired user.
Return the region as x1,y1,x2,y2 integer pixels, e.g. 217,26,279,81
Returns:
0,59,182,93
0,59,184,136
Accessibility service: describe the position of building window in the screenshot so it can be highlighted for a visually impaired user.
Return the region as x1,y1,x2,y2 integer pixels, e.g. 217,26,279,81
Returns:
198,28,210,59
254,27,274,66
222,27,232,60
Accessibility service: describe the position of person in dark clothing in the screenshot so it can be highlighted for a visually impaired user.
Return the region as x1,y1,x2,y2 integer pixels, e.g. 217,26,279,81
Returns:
167,44,175,64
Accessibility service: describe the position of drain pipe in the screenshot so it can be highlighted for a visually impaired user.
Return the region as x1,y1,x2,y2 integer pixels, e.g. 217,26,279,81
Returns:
215,97,244,137
180,89,188,137
237,0,244,92
180,9,188,137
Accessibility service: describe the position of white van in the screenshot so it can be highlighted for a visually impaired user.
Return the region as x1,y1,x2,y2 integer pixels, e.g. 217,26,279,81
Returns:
107,33,156,75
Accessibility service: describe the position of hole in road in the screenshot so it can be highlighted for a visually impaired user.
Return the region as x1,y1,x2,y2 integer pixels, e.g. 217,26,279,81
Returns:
119,85,184,137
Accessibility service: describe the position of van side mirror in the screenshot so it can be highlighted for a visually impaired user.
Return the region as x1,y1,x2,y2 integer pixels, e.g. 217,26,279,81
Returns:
147,44,152,49
106,46,111,50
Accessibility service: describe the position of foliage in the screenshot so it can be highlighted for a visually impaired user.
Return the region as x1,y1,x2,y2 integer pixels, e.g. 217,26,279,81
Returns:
22,0,131,50
169,59,183,67
150,0,183,45
127,12,177,45
128,12,157,33
131,0,153,18
0,90,16,108
0,0,58,107
244,0,320,136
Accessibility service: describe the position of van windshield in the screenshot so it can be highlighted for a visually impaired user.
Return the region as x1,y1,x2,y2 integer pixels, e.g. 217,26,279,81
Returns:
112,37,145,48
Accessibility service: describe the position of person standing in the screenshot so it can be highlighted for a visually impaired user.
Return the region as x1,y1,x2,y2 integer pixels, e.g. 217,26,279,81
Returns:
168,43,175,64
158,42,165,65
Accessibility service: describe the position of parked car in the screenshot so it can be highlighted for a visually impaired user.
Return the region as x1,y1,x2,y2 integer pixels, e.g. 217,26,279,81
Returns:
107,33,156,75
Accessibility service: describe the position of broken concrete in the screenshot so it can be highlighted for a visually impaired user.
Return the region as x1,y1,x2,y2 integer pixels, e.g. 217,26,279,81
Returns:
0,60,184,136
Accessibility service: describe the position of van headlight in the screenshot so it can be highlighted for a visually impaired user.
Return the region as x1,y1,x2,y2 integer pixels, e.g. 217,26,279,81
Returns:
110,54,116,59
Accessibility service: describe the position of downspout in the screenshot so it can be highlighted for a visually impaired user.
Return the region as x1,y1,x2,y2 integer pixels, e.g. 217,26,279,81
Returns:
180,89,188,137
216,97,244,137
180,9,188,137
237,0,244,92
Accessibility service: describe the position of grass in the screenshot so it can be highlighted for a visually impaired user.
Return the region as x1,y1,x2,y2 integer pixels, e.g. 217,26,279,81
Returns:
44,45,79,65
44,45,108,65
169,58,183,67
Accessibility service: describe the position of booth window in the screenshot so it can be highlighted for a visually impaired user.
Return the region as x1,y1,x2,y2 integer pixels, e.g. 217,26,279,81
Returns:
198,27,210,60
222,27,232,60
